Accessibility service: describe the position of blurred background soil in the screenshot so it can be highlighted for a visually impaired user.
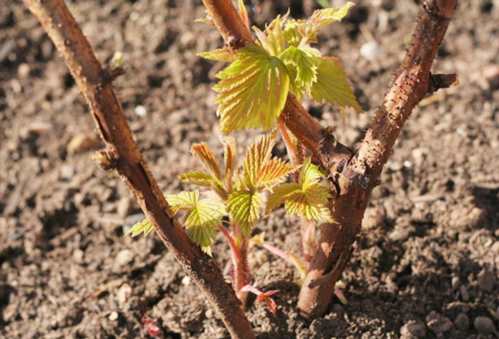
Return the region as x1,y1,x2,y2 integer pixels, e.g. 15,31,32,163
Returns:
0,0,498,338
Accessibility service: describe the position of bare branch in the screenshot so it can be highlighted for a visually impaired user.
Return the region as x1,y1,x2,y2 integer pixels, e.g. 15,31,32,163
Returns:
24,0,254,337
298,0,458,318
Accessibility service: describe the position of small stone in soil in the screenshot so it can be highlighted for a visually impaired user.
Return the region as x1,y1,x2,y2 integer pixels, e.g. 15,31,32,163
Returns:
426,311,453,334
473,316,496,335
117,283,132,306
362,206,386,230
477,269,495,291
389,227,410,242
459,285,470,301
400,320,427,338
115,249,134,268
182,276,191,286
360,40,383,61
134,105,147,117
454,313,470,331
117,197,131,218
109,311,119,321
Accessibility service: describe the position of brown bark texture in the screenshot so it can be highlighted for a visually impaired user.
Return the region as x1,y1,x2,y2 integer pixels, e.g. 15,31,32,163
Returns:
298,0,457,318
24,0,255,338
201,0,457,318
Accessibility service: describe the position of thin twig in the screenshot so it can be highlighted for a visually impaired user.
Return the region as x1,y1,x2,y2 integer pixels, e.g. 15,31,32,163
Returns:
24,1,254,337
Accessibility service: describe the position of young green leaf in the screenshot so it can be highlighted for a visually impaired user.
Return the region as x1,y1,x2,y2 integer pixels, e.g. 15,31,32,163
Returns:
166,191,200,213
267,159,332,223
127,218,155,237
308,2,354,29
266,182,301,212
311,56,361,112
185,199,225,253
198,48,236,62
223,137,237,192
239,133,295,190
279,46,318,97
179,171,216,187
241,133,274,189
284,2,354,44
257,159,296,188
213,45,290,133
254,14,288,56
191,143,223,180
166,191,226,253
227,190,262,235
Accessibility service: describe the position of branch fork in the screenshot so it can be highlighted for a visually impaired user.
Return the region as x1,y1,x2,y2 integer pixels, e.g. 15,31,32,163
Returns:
200,0,457,319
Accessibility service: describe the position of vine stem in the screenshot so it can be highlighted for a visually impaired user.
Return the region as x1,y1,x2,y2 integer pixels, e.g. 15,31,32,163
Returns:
24,1,255,338
202,0,457,318
220,225,251,306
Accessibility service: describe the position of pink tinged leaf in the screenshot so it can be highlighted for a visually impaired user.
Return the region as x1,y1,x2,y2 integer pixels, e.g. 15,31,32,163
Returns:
241,284,280,315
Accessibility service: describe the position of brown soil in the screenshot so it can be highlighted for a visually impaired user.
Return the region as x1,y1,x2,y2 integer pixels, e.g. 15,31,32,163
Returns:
1,1,498,338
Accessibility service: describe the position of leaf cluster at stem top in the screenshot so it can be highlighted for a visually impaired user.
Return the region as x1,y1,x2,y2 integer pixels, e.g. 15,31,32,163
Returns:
199,1,361,133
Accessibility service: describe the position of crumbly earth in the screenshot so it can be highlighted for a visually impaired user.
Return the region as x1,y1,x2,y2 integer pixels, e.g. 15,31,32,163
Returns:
1,1,498,338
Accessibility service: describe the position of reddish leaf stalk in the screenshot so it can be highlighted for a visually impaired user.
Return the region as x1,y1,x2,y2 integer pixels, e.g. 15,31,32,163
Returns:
220,225,252,305
24,1,255,337
277,117,301,166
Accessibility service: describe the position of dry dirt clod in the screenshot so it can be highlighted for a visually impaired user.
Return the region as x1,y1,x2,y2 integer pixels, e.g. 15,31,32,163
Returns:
389,227,411,242
114,249,134,269
454,313,470,331
116,283,132,306
400,320,427,338
473,316,497,335
484,64,499,90
108,311,119,321
426,311,453,335
362,206,386,230
477,269,495,292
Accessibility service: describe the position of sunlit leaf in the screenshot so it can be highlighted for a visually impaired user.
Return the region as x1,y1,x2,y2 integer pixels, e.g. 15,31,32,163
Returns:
284,193,332,223
227,190,262,235
241,133,275,189
214,45,290,133
185,199,226,253
279,46,318,97
285,2,354,44
198,48,236,62
311,56,361,112
179,171,215,187
167,191,225,253
258,159,296,188
127,218,155,237
267,159,332,222
254,14,288,56
266,182,300,212
166,191,199,214
309,2,354,29
238,133,295,190
191,143,223,180
223,137,237,192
